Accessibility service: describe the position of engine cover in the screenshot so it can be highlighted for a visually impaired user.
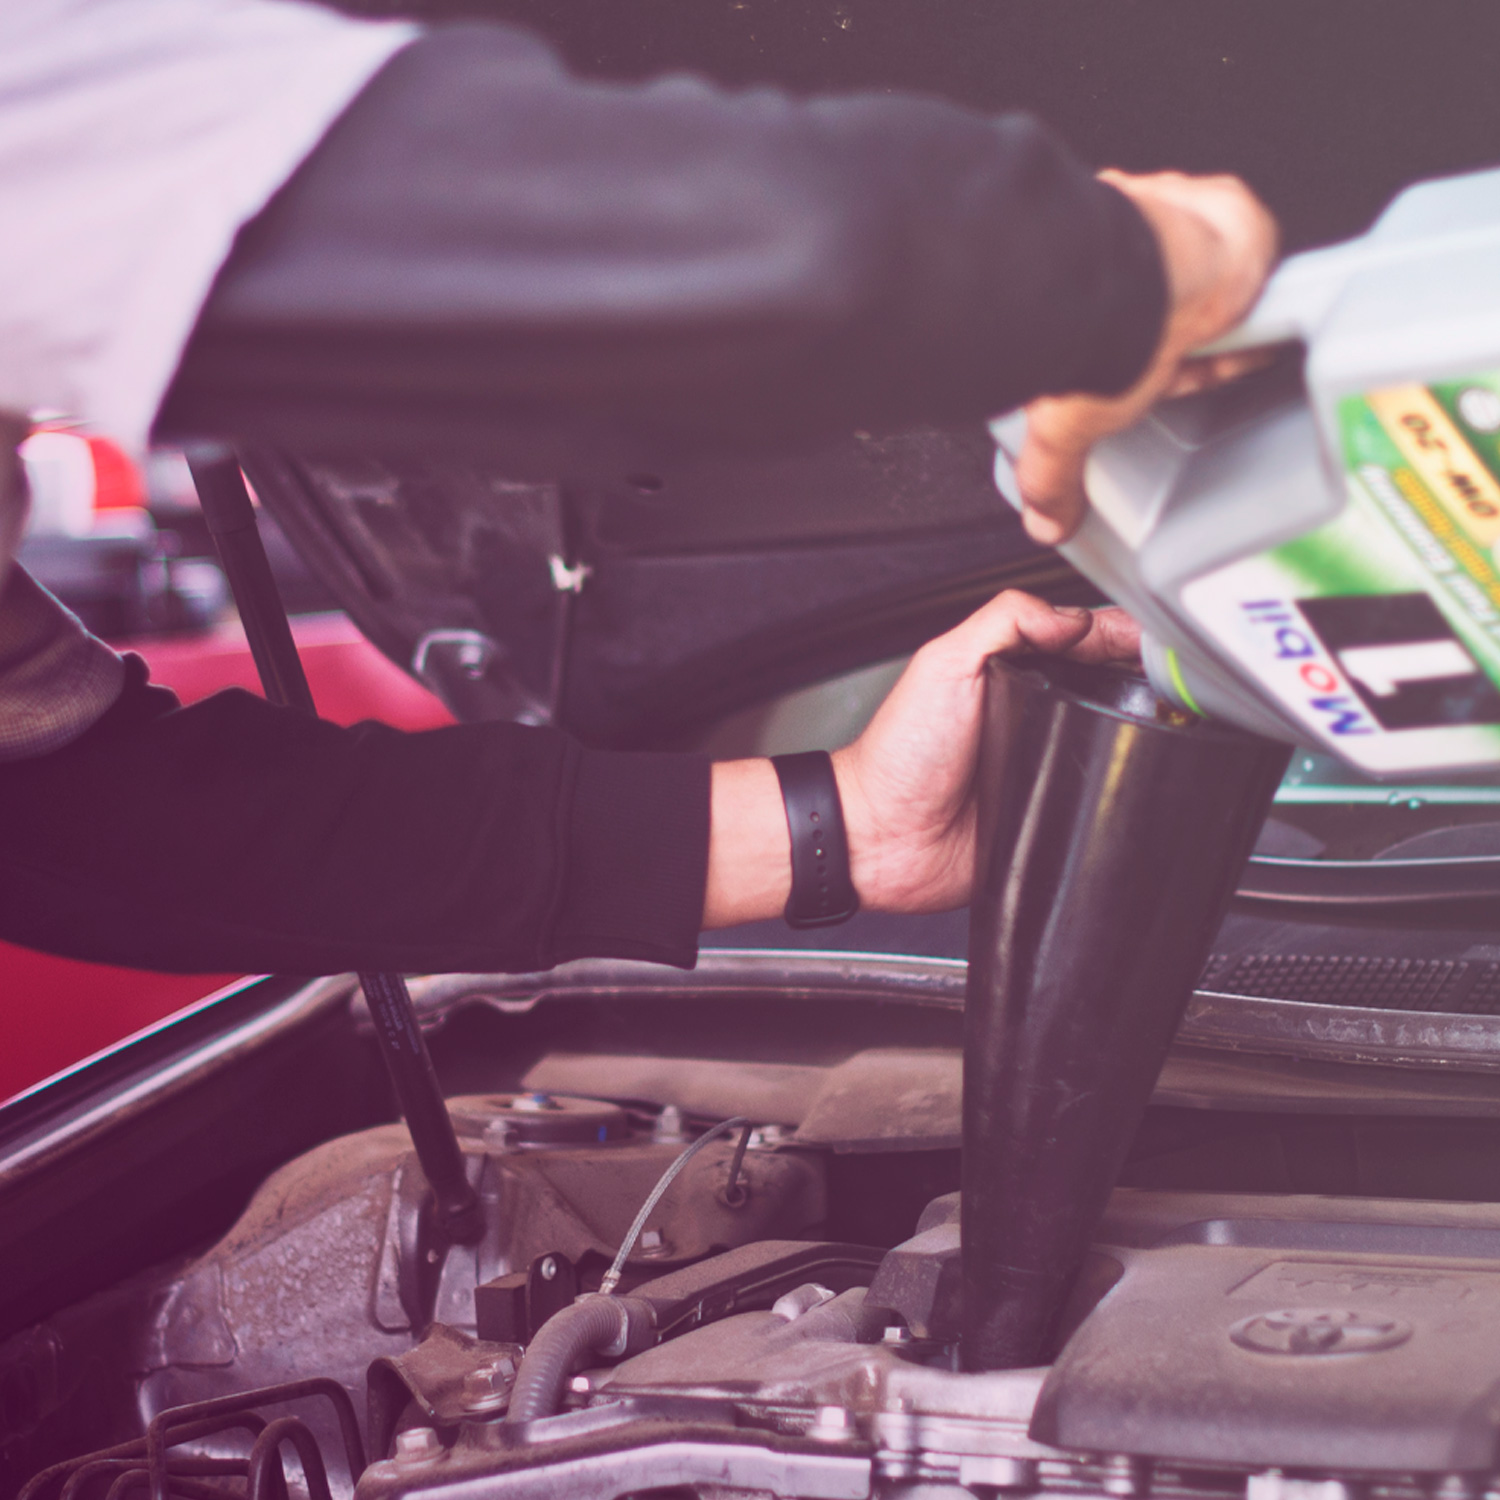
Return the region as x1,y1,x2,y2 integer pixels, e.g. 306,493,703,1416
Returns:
1037,1191,1500,1473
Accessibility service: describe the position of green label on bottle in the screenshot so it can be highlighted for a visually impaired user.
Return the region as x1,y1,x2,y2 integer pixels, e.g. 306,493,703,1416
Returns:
1177,374,1500,775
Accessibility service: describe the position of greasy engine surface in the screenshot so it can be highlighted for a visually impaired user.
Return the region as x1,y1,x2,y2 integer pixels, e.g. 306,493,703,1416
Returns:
21,958,1500,1498
21,1086,1500,1498
7,1091,826,1492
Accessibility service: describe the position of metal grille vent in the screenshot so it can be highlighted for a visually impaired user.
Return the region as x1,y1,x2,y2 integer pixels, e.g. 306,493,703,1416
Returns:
1202,953,1500,1015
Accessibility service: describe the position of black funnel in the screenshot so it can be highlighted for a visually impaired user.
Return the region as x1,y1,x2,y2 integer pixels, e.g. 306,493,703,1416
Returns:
961,655,1289,1371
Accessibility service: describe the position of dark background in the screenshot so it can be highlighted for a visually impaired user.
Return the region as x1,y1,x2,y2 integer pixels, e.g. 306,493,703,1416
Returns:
332,0,1500,254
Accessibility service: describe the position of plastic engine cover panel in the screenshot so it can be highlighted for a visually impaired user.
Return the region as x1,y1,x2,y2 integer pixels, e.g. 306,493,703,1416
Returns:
1035,1223,1500,1472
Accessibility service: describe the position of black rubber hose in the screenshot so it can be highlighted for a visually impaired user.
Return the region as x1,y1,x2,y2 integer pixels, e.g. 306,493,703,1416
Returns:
506,1299,636,1424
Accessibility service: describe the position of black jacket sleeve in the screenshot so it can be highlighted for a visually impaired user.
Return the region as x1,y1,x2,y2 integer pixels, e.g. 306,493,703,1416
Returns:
154,21,1166,466
0,656,710,975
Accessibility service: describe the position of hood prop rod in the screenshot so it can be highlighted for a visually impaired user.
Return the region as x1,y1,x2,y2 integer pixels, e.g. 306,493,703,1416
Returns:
187,448,484,1249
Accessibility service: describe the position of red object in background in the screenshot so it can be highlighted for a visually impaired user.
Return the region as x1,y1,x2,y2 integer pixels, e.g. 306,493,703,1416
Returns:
124,612,455,732
1,614,454,1104
85,435,148,511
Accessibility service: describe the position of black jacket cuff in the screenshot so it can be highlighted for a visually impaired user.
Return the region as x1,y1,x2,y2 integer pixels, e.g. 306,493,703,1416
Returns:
549,746,711,970
1068,178,1169,397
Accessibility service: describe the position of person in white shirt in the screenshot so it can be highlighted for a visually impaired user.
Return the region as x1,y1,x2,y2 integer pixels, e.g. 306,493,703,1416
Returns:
0,0,1273,972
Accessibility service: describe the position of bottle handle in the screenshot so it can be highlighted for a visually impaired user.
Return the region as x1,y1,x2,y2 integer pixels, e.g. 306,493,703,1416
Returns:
1194,240,1356,355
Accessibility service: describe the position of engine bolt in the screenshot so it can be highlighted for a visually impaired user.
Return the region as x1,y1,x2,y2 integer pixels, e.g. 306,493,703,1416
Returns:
461,1358,516,1416
809,1406,854,1442
512,1092,559,1113
771,1283,836,1322
393,1427,444,1467
1101,1453,1148,1498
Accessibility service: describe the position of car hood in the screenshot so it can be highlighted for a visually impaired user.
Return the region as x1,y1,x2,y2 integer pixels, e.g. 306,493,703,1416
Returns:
239,0,1500,1095
244,430,1070,747
251,0,1500,741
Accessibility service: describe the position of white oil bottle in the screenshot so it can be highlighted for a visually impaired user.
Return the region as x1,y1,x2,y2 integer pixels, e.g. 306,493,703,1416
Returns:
993,166,1500,778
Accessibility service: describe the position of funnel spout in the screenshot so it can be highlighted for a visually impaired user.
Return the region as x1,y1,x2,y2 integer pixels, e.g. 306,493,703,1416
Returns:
961,656,1288,1371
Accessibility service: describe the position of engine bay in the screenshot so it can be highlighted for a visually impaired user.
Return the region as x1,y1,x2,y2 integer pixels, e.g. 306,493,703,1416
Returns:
17,3,1500,1493
11,953,1500,1499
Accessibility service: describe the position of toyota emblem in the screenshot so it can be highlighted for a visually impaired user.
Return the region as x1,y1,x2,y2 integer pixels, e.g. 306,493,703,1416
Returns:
1229,1308,1412,1356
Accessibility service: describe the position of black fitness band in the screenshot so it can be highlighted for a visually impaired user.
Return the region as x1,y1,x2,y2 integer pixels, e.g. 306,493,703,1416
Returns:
771,751,860,929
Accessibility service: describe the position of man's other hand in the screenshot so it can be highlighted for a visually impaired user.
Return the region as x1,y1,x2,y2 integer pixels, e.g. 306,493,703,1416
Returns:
1015,170,1279,546
701,592,1141,927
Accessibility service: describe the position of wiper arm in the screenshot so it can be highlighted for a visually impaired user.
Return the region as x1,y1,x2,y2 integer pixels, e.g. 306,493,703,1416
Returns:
1240,852,1500,908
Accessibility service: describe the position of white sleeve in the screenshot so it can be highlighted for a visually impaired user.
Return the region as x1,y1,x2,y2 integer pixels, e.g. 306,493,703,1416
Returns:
0,0,418,454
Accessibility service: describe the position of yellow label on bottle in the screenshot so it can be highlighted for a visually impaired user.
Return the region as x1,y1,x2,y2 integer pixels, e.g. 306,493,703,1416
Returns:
1367,384,1500,550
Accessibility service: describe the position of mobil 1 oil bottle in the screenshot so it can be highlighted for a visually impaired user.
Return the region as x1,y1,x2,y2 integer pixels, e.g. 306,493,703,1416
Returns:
992,165,1500,778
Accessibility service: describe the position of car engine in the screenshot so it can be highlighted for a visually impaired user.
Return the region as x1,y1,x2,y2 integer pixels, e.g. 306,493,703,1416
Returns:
11,951,1500,1500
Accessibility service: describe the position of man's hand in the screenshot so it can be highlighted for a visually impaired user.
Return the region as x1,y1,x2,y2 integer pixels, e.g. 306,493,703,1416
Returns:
701,592,1140,927
1016,169,1279,546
